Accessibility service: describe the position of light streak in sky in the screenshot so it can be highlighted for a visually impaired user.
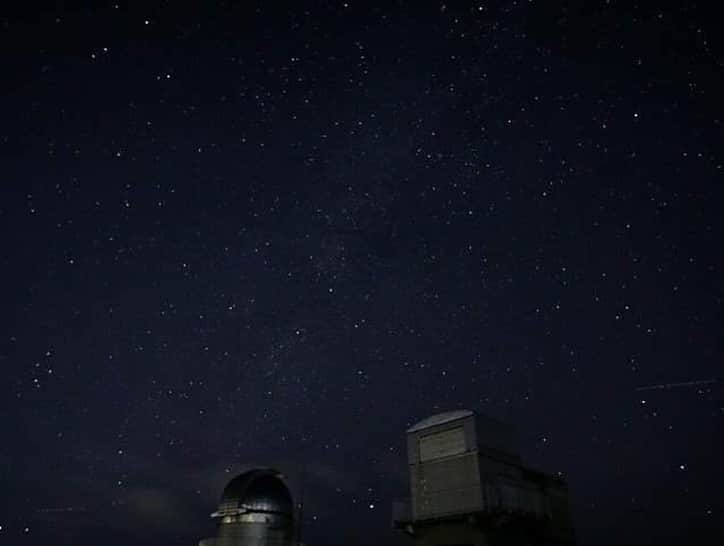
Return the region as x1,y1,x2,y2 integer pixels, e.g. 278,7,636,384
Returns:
635,379,717,392
35,507,87,514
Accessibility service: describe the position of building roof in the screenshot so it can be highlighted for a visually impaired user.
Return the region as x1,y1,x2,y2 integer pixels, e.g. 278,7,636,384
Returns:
215,468,293,519
407,410,474,433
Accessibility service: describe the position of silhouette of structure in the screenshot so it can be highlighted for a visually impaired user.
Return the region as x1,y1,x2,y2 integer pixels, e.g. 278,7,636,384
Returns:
393,410,576,546
198,468,296,546
196,412,575,545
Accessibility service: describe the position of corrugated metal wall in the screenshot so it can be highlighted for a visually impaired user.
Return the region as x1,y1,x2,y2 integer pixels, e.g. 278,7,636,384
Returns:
412,452,483,519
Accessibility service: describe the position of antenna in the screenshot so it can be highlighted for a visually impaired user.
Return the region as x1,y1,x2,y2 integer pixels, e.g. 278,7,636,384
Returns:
295,463,306,545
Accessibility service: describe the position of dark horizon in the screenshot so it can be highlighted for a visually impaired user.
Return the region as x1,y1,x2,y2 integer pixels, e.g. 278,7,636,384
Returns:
2,2,722,545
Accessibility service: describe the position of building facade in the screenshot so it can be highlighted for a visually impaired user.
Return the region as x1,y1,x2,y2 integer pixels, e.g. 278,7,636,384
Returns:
394,410,576,546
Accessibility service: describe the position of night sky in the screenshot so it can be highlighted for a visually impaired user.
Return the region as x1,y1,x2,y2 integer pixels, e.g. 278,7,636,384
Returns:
2,2,723,545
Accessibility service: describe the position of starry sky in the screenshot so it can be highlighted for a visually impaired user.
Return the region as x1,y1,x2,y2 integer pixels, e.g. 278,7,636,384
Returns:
1,2,723,545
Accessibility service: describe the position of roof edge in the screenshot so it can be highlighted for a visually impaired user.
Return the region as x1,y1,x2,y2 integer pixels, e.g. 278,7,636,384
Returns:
407,409,474,433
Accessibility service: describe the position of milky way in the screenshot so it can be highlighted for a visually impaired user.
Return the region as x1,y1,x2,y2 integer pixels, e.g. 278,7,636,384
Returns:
2,3,723,546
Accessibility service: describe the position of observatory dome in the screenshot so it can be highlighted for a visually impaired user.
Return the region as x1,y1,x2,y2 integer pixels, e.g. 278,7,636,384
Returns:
200,468,295,546
213,468,294,529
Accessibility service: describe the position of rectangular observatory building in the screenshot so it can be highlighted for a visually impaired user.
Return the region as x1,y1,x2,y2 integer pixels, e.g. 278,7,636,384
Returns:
407,410,517,520
398,410,575,545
